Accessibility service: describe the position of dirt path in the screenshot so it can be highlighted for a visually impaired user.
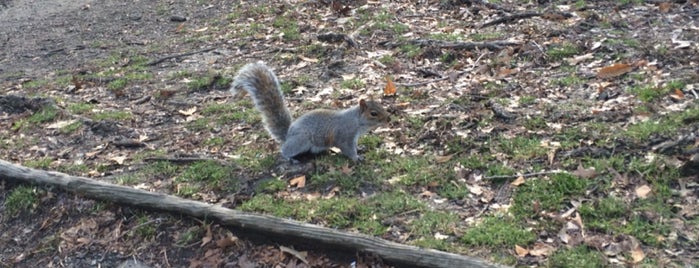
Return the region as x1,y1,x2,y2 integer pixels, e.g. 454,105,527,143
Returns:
0,0,198,80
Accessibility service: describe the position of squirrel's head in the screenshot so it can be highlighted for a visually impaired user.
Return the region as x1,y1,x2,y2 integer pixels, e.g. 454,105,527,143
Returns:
359,99,391,124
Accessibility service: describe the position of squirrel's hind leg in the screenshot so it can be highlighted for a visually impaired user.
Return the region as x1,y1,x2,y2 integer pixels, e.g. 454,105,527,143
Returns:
280,135,312,160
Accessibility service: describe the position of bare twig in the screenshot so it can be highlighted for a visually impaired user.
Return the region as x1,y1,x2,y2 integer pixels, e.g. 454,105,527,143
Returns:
143,157,225,164
382,39,521,51
481,12,542,28
146,47,216,66
484,170,563,180
481,11,573,28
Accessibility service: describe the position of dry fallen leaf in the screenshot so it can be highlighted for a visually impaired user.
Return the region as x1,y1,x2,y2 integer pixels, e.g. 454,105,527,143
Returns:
630,245,645,263
468,184,483,196
635,185,652,199
298,55,319,63
515,245,529,257
435,154,453,163
178,107,197,116
201,224,213,247
670,88,684,101
529,242,556,256
597,63,633,79
289,175,306,188
384,76,397,96
109,156,127,165
510,176,526,186
658,2,672,13
340,164,353,174
573,165,597,179
215,233,239,248
280,246,309,265
434,232,449,240
47,120,77,129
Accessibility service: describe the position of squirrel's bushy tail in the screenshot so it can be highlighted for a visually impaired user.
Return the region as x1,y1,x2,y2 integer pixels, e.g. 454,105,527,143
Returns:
230,62,292,142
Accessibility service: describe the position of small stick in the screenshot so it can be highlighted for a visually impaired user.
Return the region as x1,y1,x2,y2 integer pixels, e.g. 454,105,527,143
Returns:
146,47,216,66
483,170,562,180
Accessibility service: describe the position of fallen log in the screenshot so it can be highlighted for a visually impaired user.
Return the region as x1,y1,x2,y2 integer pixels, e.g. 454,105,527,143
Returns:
0,159,508,268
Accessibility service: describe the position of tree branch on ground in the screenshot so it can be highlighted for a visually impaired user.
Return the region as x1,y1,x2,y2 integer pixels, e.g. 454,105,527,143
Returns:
0,159,507,268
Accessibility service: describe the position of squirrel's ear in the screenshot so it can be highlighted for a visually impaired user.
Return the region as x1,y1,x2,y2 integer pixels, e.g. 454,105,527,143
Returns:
359,99,367,110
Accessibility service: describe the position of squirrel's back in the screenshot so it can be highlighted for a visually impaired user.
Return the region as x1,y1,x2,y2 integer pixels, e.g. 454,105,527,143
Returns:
230,62,292,142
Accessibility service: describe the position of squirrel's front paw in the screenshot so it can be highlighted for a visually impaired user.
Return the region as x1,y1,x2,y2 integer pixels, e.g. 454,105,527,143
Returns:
354,155,365,162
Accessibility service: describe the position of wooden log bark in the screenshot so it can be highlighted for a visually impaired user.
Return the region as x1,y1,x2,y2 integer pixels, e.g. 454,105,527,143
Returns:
0,159,508,268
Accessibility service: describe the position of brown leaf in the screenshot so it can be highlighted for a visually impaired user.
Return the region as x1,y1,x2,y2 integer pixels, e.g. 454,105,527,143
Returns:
529,242,555,256
280,245,309,265
330,1,351,16
630,245,645,263
178,107,197,116
658,2,672,13
384,76,397,96
109,156,127,165
670,88,684,100
215,233,239,248
515,245,529,257
289,175,306,188
497,67,518,78
542,12,569,21
434,154,453,163
201,224,213,247
573,165,597,179
72,75,83,90
597,63,633,79
635,185,652,199
340,164,353,174
510,176,525,186
468,184,483,196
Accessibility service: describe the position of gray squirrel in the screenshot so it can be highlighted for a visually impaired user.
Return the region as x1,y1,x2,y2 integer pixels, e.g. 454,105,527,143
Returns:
230,62,391,161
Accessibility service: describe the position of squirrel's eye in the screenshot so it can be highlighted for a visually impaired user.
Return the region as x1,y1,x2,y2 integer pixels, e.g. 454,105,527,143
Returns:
370,111,378,116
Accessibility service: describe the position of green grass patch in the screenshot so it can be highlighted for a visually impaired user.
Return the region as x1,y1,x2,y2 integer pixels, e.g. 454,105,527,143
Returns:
67,102,95,114
92,110,132,121
60,121,83,134
241,191,425,236
186,118,211,132
628,85,670,102
28,106,59,124
519,95,536,106
552,75,583,87
177,226,204,246
25,157,53,169
524,116,547,131
511,173,590,219
203,102,258,125
547,43,580,61
400,44,421,58
116,174,140,185
461,216,536,247
178,161,232,185
549,246,605,268
256,178,287,193
469,32,503,41
497,136,547,161
5,186,39,217
187,74,231,91
133,214,157,239
56,163,89,175
341,78,365,89
107,78,128,91
272,16,301,41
